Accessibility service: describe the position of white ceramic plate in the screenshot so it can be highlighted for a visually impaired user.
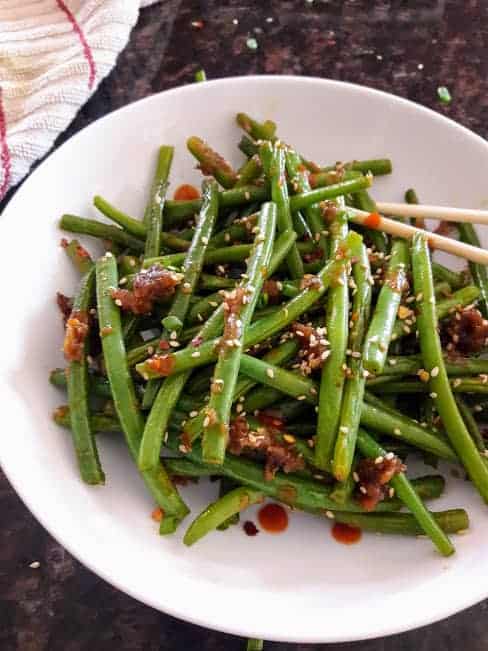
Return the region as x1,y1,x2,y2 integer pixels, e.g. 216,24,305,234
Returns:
1,76,488,644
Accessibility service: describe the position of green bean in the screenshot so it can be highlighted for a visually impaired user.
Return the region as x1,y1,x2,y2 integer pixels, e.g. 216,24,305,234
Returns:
61,239,93,274
458,223,488,317
370,378,488,395
65,268,105,484
139,180,220,469
391,285,480,342
188,291,225,324
60,214,144,252
247,639,264,651
236,155,262,187
363,236,409,374
203,203,276,464
361,398,456,461
183,486,264,545
357,429,454,556
199,273,235,291
187,136,238,189
136,232,361,378
236,113,277,141
330,472,356,506
167,435,443,514
145,243,252,269
332,509,468,536
238,134,260,158
259,141,303,278
321,158,392,176
380,355,488,378
411,232,488,503
216,477,241,530
94,195,146,238
431,262,468,290
53,405,120,434
405,188,419,205
163,174,371,227
333,243,372,480
96,252,189,533
286,148,328,258
456,396,488,456
315,204,350,471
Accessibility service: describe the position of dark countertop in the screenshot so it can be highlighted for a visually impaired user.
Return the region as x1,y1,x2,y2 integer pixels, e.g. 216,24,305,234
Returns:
2,1,488,649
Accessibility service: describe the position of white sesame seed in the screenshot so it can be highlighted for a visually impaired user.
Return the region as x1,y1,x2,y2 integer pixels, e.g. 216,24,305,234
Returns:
266,368,275,379
359,486,367,494
474,404,483,412
430,366,439,378
385,452,395,460
297,395,306,401
189,410,198,418
191,351,201,358
353,472,360,482
430,392,438,399
325,510,335,519
374,456,384,464
29,561,40,569
339,426,349,434
393,428,402,436
388,487,395,498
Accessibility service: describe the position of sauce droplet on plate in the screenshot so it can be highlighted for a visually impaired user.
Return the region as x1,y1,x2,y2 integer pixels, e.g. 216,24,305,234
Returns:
243,521,259,536
258,503,288,533
174,184,200,201
331,522,362,545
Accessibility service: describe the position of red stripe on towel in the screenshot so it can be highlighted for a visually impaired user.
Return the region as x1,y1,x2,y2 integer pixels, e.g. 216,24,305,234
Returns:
0,87,12,200
56,0,96,90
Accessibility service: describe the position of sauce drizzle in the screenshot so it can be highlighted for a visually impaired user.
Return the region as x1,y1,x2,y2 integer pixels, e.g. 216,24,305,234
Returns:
331,522,362,545
363,212,381,229
258,503,289,533
174,184,200,201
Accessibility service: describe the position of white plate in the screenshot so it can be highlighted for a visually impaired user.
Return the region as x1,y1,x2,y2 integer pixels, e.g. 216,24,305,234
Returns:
1,76,488,644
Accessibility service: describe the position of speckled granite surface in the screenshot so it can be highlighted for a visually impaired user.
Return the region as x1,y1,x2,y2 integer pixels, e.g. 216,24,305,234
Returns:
2,1,488,649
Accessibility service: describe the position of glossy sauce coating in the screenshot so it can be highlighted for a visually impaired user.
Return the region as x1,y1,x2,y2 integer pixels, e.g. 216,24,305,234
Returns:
331,522,362,545
174,184,200,201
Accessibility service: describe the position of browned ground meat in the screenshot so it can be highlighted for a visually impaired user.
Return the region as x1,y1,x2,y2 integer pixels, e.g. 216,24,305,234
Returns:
262,279,282,303
300,274,322,291
111,265,182,315
63,310,89,362
56,292,73,325
444,308,488,354
292,322,330,374
145,354,175,377
355,455,405,511
228,416,305,481
320,200,337,223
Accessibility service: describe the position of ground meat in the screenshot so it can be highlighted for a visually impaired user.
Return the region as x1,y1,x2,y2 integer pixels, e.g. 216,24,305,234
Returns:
303,247,324,264
444,308,488,354
195,139,236,180
320,200,338,223
63,310,89,362
221,287,247,348
111,265,182,315
355,455,405,511
56,293,73,325
228,416,305,481
262,279,282,303
146,354,175,376
60,237,91,261
292,322,330,374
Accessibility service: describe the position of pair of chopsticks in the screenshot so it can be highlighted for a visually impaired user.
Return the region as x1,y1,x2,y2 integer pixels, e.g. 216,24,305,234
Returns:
348,202,488,265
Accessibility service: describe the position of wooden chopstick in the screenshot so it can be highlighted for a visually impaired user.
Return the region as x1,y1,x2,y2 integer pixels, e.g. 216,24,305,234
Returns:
348,208,488,265
375,201,488,225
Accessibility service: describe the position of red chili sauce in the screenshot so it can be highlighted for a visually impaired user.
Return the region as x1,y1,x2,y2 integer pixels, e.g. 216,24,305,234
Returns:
331,522,362,545
258,503,288,533
173,184,200,201
363,212,381,229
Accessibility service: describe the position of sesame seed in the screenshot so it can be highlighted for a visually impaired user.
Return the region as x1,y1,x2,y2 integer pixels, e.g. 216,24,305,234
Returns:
385,452,395,460
29,561,40,569
388,487,395,498
325,510,335,519
236,403,243,413
353,472,360,482
452,378,462,388
430,366,439,377
297,395,306,401
178,444,188,454
339,426,349,434
430,392,438,399
191,351,201,358
169,341,179,348
283,434,296,444
359,486,367,494
203,416,210,427
374,456,384,464
189,410,198,418
388,359,397,366
474,404,483,412
393,428,402,436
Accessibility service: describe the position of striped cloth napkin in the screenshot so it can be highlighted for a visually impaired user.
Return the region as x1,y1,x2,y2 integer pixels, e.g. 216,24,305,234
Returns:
0,0,160,201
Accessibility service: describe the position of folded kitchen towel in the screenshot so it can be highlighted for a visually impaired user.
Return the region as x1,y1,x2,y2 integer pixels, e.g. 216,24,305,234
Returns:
0,0,161,201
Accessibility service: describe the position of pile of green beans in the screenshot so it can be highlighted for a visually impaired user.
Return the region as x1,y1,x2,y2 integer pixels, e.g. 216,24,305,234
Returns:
54,111,488,580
